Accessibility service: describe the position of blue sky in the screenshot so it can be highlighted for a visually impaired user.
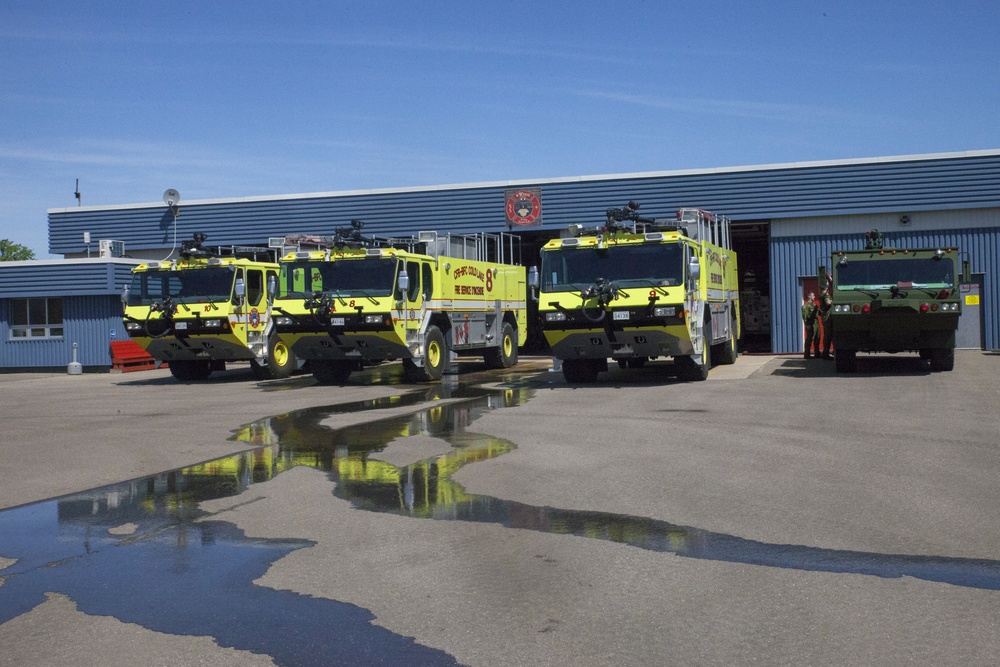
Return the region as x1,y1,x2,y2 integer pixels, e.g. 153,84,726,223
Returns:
2,1,998,257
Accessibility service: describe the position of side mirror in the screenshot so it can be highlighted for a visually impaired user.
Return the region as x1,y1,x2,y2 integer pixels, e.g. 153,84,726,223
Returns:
267,275,277,305
527,266,539,302
961,259,971,284
688,259,701,281
120,284,130,310
397,270,410,295
234,277,245,305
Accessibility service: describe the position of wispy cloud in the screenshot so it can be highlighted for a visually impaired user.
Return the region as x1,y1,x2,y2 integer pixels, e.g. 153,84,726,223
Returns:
564,88,893,126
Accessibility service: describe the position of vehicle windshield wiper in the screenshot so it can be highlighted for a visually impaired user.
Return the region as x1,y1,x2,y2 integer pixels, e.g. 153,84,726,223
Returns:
842,286,881,299
629,278,671,296
350,289,379,305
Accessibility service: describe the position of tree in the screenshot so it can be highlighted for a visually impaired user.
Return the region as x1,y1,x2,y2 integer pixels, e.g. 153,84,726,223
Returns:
0,239,36,261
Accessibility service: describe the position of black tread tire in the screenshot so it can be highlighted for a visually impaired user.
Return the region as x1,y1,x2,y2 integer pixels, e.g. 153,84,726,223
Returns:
169,359,213,382
562,358,600,383
484,321,517,369
835,349,857,373
266,335,296,379
312,360,353,384
422,326,447,380
929,347,955,372
403,326,447,382
677,327,711,382
713,319,738,366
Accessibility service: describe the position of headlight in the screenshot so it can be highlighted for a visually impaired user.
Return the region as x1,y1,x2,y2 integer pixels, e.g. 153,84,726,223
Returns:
125,322,142,332
275,316,293,326
364,314,384,324
204,319,223,328
545,312,567,322
653,306,676,317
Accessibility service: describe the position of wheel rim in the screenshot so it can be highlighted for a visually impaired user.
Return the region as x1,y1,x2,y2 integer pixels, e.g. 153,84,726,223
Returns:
503,334,513,358
427,339,441,369
273,341,289,367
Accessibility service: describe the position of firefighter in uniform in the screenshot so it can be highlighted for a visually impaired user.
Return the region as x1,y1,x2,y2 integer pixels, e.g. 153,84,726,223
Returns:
819,291,834,359
801,291,820,359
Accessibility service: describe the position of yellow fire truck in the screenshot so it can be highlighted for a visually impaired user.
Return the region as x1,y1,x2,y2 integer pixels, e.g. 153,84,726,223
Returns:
272,222,527,383
534,202,740,382
121,234,296,381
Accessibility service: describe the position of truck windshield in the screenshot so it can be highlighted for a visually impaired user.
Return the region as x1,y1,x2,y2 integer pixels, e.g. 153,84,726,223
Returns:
127,268,234,306
540,243,683,292
835,257,956,290
277,258,396,299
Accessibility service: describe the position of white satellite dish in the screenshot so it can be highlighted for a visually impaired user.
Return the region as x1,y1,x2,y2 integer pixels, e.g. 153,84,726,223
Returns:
163,189,180,206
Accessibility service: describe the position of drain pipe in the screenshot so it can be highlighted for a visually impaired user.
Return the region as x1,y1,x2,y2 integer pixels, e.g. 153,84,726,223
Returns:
67,342,82,375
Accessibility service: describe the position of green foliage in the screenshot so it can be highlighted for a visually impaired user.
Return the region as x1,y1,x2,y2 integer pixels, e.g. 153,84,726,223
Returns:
0,239,36,261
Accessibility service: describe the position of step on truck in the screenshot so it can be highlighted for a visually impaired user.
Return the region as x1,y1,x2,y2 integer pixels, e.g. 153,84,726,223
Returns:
271,221,527,383
121,234,296,381
819,229,970,373
533,202,741,383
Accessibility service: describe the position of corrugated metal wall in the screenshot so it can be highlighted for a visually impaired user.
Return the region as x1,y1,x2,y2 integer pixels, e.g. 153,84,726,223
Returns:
1,295,125,369
49,153,1000,255
770,227,1000,353
0,261,138,298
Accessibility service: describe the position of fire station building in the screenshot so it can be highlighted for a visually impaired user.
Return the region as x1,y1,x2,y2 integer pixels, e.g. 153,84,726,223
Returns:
2,149,998,370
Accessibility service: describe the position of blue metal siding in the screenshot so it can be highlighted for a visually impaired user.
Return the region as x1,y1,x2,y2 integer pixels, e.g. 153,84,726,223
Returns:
0,262,137,298
770,227,1000,353
1,295,126,369
49,153,1000,255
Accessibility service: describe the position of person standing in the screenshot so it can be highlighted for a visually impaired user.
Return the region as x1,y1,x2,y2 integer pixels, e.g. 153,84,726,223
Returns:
802,291,820,359
819,291,834,359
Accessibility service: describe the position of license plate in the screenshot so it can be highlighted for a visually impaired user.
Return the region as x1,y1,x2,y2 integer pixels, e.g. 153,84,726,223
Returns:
613,311,630,321
331,317,345,326
175,321,188,330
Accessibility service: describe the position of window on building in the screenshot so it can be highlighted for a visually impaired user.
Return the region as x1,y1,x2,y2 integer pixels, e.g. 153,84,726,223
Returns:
9,297,64,339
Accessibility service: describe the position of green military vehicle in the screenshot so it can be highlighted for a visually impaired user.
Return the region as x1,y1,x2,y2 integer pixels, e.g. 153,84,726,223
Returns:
820,229,970,373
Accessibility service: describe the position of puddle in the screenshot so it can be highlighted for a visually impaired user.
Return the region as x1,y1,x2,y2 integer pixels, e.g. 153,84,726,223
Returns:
2,374,1000,665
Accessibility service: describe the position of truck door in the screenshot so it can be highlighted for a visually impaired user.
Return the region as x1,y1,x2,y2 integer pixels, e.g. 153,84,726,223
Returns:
397,259,426,329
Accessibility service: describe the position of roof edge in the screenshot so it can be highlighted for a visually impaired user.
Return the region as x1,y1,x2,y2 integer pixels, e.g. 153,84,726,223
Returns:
48,149,1000,214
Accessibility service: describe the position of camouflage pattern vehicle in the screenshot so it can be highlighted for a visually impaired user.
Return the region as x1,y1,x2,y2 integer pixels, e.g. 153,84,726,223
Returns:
820,229,969,373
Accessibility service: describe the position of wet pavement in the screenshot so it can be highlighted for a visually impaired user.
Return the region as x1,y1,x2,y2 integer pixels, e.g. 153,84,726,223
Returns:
2,353,1000,665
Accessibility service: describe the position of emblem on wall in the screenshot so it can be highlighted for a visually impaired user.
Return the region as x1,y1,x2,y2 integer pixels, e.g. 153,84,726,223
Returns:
505,188,542,228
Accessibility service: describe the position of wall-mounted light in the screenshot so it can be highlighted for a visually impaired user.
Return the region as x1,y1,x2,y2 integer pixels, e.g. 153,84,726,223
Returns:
899,215,911,225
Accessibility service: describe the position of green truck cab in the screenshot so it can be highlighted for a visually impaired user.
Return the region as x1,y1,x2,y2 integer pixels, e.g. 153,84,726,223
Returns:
820,229,970,373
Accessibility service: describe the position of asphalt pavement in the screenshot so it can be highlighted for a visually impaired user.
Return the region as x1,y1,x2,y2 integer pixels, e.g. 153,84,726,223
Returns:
1,351,998,666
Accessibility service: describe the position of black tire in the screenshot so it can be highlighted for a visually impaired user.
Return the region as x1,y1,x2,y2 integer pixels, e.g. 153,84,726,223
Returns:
835,349,857,373
312,360,353,384
677,333,711,382
562,358,600,383
266,335,296,379
403,326,447,382
251,335,296,380
929,347,955,372
422,326,447,380
484,321,517,369
713,319,738,365
169,359,213,382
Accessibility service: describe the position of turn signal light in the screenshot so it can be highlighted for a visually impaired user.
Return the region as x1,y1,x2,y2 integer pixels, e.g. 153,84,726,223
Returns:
921,303,930,312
